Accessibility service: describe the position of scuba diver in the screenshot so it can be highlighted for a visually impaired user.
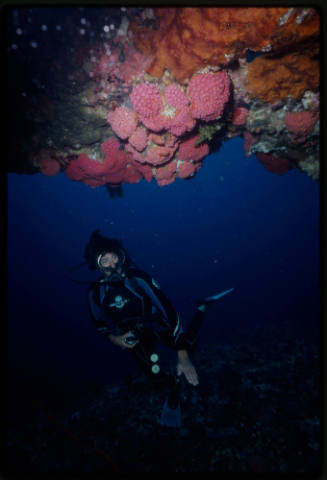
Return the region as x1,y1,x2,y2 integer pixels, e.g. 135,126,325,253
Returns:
84,229,234,428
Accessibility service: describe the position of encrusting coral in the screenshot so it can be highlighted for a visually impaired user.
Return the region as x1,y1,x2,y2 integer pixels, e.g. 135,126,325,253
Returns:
130,7,319,83
246,51,319,103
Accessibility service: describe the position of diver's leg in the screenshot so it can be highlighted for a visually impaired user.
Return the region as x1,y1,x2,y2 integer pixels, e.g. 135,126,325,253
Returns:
129,339,176,389
135,332,184,403
130,339,182,426
183,307,206,351
183,289,234,350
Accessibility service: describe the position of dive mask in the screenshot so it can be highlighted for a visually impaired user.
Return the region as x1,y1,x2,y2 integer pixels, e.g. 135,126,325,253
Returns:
96,248,126,282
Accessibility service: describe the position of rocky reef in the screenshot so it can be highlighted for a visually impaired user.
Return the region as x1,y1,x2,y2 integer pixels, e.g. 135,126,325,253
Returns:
7,325,320,473
7,7,320,187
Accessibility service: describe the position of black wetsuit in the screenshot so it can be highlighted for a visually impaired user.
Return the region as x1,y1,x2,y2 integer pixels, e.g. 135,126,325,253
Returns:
88,265,204,390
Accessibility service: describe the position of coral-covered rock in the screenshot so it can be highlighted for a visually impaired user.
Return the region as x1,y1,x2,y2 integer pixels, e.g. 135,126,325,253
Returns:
129,82,170,132
128,127,148,152
298,154,319,180
121,164,143,184
130,83,162,118
39,156,61,176
98,53,119,80
256,152,292,175
130,7,319,82
65,138,129,187
164,84,189,110
188,72,230,122
154,160,177,186
232,107,249,126
177,135,209,162
101,138,121,157
102,169,126,186
107,107,138,140
166,108,196,137
102,143,128,173
130,160,153,182
247,52,319,103
165,133,179,148
148,133,166,146
145,144,177,166
125,143,147,164
65,154,101,184
129,159,153,182
101,139,129,174
162,84,196,135
8,7,320,185
115,46,152,83
177,160,197,179
243,132,258,157
284,110,318,137
139,111,167,133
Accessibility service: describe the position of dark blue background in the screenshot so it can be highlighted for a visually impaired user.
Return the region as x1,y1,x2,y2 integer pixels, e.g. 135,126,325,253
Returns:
8,136,320,421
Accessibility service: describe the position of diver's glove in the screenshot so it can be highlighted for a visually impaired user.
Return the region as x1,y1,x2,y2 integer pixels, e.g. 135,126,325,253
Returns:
124,331,138,346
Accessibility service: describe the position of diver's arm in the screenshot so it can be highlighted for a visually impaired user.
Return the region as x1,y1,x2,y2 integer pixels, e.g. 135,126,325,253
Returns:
131,268,188,350
131,268,200,386
108,331,139,349
129,269,199,384
149,285,200,385
88,285,116,340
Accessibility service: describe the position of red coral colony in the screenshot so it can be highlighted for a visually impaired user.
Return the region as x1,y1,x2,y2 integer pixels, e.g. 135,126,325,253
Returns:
12,7,319,187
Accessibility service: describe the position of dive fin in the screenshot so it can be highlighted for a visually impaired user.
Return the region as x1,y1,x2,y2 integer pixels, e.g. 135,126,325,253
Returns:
203,287,234,303
158,397,182,428
197,287,234,310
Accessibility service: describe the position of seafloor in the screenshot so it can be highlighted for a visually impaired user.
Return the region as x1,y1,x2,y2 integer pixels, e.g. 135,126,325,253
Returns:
8,324,320,474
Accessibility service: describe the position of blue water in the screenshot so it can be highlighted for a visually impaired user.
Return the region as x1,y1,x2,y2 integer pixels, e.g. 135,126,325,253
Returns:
7,136,320,420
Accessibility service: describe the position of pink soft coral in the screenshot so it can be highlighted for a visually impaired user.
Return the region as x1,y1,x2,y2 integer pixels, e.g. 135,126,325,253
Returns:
164,84,189,110
243,132,258,157
130,83,162,118
145,144,177,166
177,135,209,162
39,156,60,176
284,110,318,137
232,107,248,126
65,138,128,187
188,72,231,122
256,152,292,175
177,160,197,179
128,127,148,152
107,107,138,140
155,161,177,186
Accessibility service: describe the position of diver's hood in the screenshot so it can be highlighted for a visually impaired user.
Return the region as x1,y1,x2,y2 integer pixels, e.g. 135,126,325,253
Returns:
84,229,128,271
